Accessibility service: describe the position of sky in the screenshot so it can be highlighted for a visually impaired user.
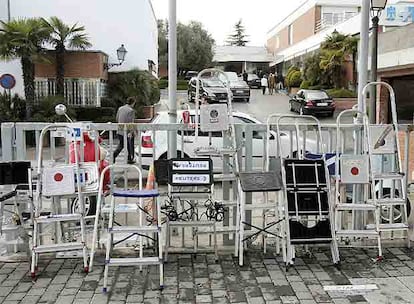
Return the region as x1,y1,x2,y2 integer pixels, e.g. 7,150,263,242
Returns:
151,0,304,46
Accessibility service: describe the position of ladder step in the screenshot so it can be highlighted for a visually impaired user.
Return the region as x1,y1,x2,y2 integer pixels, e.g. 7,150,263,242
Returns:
33,242,84,254
113,189,159,198
366,223,409,231
170,192,211,199
194,147,236,156
373,173,404,180
198,227,236,234
215,173,237,182
109,226,159,233
168,220,215,227
367,198,406,205
245,203,277,210
107,257,161,266
336,230,379,236
336,203,376,211
35,214,82,223
102,204,139,213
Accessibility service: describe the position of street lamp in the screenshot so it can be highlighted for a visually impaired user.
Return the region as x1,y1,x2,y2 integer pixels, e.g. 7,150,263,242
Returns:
104,44,128,70
369,0,387,123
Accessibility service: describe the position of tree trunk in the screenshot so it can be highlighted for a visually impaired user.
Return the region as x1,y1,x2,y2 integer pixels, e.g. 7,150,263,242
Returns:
56,46,65,96
21,57,35,120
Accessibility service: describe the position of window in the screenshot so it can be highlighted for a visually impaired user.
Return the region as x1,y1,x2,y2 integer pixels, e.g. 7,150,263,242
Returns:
288,24,293,45
323,13,333,25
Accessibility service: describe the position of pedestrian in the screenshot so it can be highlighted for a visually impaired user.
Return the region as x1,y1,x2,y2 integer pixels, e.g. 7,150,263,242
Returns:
243,70,248,83
113,96,137,164
268,73,276,95
261,75,268,95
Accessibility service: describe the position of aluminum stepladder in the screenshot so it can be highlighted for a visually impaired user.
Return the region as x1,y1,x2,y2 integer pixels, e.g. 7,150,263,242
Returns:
193,68,241,252
89,164,163,292
363,82,409,243
237,114,286,266
163,158,218,261
0,162,32,260
31,124,93,277
276,115,340,268
334,109,384,260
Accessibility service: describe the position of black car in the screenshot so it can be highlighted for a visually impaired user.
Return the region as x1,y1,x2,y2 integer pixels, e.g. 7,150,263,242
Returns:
289,90,335,117
219,72,250,102
187,77,228,103
247,74,261,89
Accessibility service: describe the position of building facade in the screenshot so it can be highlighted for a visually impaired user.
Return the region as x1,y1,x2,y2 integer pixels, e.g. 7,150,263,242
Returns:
0,0,158,107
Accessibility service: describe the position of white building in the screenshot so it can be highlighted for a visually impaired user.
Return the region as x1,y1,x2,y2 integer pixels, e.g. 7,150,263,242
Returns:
0,0,158,100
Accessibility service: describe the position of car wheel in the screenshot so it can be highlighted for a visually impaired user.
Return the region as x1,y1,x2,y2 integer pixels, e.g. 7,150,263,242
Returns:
379,189,411,223
245,98,250,103
71,196,97,218
328,111,334,117
289,102,294,112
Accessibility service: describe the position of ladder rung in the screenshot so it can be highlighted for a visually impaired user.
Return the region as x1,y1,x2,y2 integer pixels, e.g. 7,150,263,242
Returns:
198,227,236,234
102,204,138,213
245,203,277,210
366,223,409,231
35,214,82,223
170,192,211,199
367,198,406,205
168,220,215,227
107,257,161,266
33,243,84,253
373,173,404,180
109,226,159,233
214,173,237,182
336,203,376,211
336,230,379,236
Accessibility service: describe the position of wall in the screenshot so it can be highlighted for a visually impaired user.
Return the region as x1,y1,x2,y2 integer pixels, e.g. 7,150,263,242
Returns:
35,51,108,80
0,0,158,97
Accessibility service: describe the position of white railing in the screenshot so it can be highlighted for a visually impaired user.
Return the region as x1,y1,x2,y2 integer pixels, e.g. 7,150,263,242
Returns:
34,78,106,107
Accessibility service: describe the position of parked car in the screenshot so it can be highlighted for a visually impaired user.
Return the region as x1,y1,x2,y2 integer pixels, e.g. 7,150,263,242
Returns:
184,71,198,80
289,90,335,117
187,77,228,103
247,74,261,89
218,72,250,102
136,111,318,173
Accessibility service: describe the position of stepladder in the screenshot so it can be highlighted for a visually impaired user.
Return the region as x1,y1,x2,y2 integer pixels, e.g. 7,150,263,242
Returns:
334,109,383,260
275,114,340,268
89,164,163,293
31,124,98,277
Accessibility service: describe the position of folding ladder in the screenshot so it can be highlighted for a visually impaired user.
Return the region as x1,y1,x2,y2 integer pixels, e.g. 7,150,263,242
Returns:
89,164,163,292
236,114,285,266
276,115,339,268
31,125,91,277
334,109,383,260
363,82,409,242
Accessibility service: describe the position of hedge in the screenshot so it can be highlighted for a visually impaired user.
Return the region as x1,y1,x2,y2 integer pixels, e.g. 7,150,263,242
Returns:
159,79,188,90
74,107,116,122
327,88,357,98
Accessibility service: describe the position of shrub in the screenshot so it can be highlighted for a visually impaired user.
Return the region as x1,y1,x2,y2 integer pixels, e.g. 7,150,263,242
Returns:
0,93,26,122
285,66,301,88
327,88,357,98
300,80,311,89
74,107,116,122
288,71,303,88
159,79,188,90
31,96,76,122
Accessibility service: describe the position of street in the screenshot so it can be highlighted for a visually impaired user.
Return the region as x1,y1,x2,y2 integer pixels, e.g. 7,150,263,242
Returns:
160,89,337,124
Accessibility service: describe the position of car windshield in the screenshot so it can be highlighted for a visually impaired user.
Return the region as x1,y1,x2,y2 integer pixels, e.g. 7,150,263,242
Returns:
224,72,239,81
203,79,225,88
305,91,329,99
248,74,259,81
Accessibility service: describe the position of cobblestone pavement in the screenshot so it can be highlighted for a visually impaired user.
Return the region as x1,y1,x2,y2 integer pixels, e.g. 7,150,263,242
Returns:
2,247,414,303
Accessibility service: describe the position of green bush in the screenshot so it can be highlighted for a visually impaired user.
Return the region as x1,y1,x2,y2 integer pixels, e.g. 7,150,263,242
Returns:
300,80,311,89
0,93,26,122
31,96,77,122
74,107,116,122
159,79,188,90
288,71,303,88
285,66,301,88
326,88,357,98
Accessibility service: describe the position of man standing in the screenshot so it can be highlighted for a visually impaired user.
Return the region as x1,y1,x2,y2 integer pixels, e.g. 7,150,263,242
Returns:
113,97,136,164
242,70,248,83
261,75,268,95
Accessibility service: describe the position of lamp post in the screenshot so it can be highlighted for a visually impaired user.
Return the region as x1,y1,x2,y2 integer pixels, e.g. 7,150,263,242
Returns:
369,0,388,124
104,44,127,70
7,0,11,21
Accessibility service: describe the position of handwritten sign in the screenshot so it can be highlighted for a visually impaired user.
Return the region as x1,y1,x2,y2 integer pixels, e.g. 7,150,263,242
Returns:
172,160,210,171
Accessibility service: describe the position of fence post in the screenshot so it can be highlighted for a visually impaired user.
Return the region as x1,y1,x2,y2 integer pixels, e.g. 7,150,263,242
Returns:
15,124,26,160
1,123,15,161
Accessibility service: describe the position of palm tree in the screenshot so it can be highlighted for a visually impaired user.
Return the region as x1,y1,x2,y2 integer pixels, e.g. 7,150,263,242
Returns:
0,18,51,119
43,17,91,96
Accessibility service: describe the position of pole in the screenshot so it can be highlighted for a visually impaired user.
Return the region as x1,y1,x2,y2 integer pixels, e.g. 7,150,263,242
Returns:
7,0,11,21
358,0,371,113
369,16,379,124
168,0,177,159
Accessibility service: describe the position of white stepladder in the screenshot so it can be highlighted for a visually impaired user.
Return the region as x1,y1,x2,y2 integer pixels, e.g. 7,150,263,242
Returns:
31,124,91,277
334,109,383,259
88,164,163,293
276,115,340,269
236,114,286,266
364,82,409,244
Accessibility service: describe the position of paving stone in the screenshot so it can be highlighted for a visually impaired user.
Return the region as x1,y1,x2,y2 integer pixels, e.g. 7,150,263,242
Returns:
56,295,76,304
20,295,41,304
5,292,26,301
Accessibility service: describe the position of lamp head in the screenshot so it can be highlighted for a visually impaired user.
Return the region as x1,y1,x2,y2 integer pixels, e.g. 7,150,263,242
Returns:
55,104,67,116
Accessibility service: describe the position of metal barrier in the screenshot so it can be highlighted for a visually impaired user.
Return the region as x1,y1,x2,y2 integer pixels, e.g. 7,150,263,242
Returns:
1,121,414,247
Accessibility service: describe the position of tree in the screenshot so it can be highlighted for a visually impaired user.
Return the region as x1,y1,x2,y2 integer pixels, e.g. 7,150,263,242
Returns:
303,52,324,86
0,18,51,119
226,19,249,46
158,20,214,75
43,17,91,96
319,31,358,88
